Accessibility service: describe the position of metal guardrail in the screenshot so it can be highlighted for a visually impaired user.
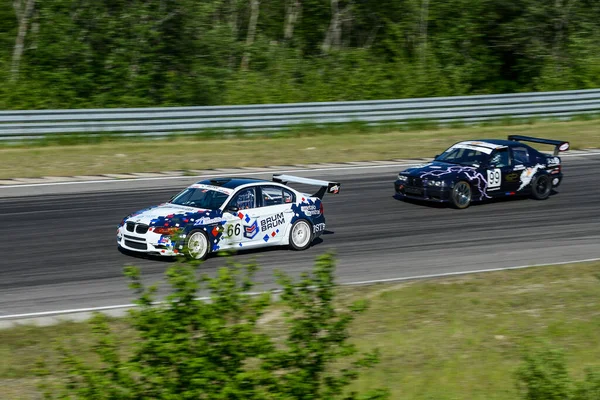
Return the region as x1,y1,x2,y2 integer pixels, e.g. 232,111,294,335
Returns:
1,89,599,140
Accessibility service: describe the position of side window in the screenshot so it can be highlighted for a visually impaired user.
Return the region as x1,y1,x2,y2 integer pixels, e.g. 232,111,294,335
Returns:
283,189,295,204
260,186,296,207
489,148,510,168
512,147,530,165
230,188,256,210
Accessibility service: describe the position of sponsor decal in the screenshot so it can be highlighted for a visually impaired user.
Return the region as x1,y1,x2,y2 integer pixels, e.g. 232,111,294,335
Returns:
157,236,171,245
518,164,545,191
506,172,519,182
301,205,321,216
244,220,259,239
194,216,224,226
467,141,502,150
261,212,285,231
313,223,326,233
449,143,495,154
552,178,560,185
547,156,560,166
559,142,570,151
329,185,340,194
188,184,234,195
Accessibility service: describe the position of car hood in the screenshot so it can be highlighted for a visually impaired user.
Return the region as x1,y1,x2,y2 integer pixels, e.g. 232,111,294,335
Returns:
126,203,212,225
400,161,478,177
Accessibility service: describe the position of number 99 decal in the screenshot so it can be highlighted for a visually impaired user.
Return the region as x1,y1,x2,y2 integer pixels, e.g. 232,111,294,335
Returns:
487,168,501,189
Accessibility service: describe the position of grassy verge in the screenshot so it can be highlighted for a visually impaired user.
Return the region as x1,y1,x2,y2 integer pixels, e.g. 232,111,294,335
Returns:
2,261,599,399
1,118,600,179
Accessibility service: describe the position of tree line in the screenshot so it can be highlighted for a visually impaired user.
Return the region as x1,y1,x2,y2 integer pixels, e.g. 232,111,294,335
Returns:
1,0,599,109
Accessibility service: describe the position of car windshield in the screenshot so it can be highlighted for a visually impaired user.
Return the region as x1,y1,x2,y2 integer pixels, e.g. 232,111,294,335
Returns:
435,146,489,167
169,185,231,209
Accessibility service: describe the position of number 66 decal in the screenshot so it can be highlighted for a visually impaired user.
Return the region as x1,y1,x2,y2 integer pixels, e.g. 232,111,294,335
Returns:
226,223,241,237
487,168,501,189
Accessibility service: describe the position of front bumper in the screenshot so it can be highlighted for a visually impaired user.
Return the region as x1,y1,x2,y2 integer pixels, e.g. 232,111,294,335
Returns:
117,226,183,256
394,180,451,202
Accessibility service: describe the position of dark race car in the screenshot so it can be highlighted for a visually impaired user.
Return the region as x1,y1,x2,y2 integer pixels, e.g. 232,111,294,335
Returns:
394,135,570,209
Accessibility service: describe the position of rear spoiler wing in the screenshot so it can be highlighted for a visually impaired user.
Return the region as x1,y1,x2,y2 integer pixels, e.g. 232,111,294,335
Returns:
272,174,340,199
508,135,570,156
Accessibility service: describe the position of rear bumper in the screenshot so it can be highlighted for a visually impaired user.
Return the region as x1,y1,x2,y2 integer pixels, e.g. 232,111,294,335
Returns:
394,180,451,202
310,215,327,238
550,173,563,188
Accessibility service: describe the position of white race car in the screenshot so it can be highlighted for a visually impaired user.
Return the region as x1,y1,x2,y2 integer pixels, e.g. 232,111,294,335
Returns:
117,174,340,260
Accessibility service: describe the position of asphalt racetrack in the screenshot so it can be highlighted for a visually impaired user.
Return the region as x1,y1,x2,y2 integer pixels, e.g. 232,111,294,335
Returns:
1,155,599,318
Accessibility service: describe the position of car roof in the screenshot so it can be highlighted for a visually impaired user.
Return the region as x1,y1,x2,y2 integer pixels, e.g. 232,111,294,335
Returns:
472,139,524,147
453,139,534,151
471,139,542,148
195,177,271,189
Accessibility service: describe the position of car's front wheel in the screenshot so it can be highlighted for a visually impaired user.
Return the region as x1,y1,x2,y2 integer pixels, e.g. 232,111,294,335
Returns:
450,180,472,209
185,230,210,260
289,219,313,251
530,174,552,200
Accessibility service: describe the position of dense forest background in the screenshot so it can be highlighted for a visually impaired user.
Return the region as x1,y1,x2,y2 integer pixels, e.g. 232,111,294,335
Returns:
1,0,600,109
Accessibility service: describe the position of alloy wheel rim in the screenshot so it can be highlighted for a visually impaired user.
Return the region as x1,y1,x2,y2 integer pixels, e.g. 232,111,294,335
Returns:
188,232,207,259
537,177,549,194
292,221,311,247
454,182,471,206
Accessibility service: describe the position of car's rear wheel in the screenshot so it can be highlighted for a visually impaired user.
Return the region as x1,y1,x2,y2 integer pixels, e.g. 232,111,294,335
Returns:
450,180,472,209
289,220,313,250
531,174,552,200
186,230,210,260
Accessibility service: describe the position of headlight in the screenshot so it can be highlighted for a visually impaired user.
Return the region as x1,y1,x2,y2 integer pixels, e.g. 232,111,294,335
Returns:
427,180,444,187
151,227,181,235
397,174,408,182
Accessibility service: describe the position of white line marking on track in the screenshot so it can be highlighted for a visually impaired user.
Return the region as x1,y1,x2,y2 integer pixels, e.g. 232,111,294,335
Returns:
2,256,599,321
1,150,598,189
0,163,415,189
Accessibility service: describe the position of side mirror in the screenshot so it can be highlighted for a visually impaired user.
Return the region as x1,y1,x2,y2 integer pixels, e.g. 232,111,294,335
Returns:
433,154,440,160
226,205,239,213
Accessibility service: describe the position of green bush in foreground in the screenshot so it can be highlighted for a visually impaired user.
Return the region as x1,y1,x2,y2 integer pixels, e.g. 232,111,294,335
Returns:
516,346,600,400
43,252,388,399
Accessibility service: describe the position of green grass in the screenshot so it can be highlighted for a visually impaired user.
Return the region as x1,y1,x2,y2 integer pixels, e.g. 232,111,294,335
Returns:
1,118,599,179
2,261,600,399
344,263,600,399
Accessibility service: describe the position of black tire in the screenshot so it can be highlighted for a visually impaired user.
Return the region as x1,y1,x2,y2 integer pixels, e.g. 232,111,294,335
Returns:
450,180,472,209
185,229,210,260
288,219,313,251
530,174,552,200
